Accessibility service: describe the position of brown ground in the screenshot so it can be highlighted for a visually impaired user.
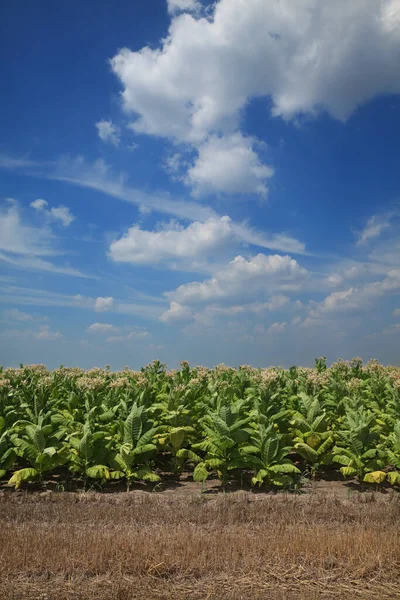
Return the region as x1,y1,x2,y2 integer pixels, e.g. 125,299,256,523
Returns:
1,479,400,600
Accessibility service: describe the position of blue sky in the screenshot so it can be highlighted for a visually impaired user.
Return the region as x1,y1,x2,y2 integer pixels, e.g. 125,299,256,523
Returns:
1,0,400,369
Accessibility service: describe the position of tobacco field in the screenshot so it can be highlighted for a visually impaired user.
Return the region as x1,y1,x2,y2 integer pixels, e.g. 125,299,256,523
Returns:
1,357,400,491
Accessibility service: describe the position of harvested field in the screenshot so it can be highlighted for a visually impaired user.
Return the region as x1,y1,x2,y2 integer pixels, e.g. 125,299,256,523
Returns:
1,484,400,600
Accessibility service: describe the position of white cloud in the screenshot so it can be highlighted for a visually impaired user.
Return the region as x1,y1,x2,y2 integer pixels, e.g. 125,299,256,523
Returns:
0,284,164,320
106,330,149,343
86,322,149,341
193,295,289,318
30,199,48,211
166,253,307,306
34,325,63,341
87,323,120,334
109,216,234,266
3,308,32,321
30,198,75,226
95,119,121,146
0,201,53,256
111,0,400,154
164,152,185,177
356,214,392,245
95,296,114,312
0,324,63,342
186,134,273,198
309,272,400,317
167,0,200,15
0,201,88,277
160,301,193,323
393,308,400,317
0,155,307,255
267,321,287,334
383,323,400,335
180,295,290,329
48,206,74,227
146,343,165,350
0,251,91,278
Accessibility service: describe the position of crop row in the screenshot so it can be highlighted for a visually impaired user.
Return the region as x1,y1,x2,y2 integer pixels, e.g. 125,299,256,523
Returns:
1,357,400,490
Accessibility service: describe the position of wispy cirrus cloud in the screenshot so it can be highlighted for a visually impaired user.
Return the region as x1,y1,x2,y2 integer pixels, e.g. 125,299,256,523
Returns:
0,154,307,256
0,283,165,320
0,199,89,278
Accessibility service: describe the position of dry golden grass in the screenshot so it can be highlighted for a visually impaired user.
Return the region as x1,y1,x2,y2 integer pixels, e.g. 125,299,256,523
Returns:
1,486,400,599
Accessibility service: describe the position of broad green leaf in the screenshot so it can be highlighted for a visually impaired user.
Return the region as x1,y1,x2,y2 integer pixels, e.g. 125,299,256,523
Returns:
170,429,185,450
270,463,300,474
135,468,160,482
295,442,319,464
193,462,209,482
86,465,110,480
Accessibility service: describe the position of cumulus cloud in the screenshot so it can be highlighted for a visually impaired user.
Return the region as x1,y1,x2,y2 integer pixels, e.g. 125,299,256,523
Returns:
174,294,290,328
167,0,200,15
34,325,63,341
0,155,306,255
161,254,306,323
87,323,119,334
109,216,234,266
309,271,400,318
30,198,75,226
160,301,193,323
95,119,121,146
95,297,114,312
207,295,290,316
0,201,53,255
186,134,273,198
267,321,287,334
110,0,400,197
30,199,47,211
113,0,400,132
166,253,308,306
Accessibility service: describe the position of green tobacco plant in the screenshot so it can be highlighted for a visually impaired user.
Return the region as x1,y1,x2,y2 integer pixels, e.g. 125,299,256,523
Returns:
243,423,300,488
9,414,68,488
67,421,112,486
332,408,387,483
110,403,160,489
111,443,160,491
178,405,251,486
151,386,196,477
291,393,334,478
0,417,16,478
1,360,400,491
384,421,400,486
111,404,160,490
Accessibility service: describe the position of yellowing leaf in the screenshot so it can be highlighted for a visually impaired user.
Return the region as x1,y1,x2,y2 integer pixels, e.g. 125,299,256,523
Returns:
340,466,357,478
387,471,400,486
8,468,38,488
363,471,387,484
